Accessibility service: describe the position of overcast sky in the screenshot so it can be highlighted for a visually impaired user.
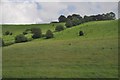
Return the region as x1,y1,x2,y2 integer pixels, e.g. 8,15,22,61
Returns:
0,0,118,24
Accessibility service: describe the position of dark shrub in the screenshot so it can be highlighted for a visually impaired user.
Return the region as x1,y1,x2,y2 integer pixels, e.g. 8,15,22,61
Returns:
15,34,28,43
31,28,42,39
25,28,31,32
9,32,13,35
23,31,28,35
45,30,54,39
79,31,84,36
5,31,10,35
55,25,64,32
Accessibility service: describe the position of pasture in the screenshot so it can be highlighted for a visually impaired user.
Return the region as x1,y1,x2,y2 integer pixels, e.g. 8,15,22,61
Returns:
2,20,118,78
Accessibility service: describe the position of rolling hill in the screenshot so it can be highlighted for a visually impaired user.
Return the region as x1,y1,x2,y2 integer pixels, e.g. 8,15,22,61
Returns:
2,20,118,78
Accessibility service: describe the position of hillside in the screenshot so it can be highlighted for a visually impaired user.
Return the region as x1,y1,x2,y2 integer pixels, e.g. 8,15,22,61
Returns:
2,20,118,78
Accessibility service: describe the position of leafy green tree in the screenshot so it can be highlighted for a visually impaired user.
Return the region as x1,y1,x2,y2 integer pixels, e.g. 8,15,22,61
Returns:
72,17,81,26
45,30,54,39
67,15,73,20
58,15,66,22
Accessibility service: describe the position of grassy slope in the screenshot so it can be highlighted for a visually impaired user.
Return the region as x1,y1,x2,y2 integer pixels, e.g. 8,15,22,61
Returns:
2,20,118,78
2,23,64,43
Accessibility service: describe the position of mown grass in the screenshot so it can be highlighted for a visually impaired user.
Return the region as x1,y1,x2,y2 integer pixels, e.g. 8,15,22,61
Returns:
2,20,118,78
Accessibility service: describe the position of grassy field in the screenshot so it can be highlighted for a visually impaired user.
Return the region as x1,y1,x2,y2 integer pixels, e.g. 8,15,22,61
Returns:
2,20,118,78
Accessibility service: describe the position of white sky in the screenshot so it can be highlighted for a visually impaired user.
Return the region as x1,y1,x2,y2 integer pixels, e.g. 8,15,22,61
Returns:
0,0,119,24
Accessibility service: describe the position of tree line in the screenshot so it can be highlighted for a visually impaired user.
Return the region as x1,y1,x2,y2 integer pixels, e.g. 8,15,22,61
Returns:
58,12,116,28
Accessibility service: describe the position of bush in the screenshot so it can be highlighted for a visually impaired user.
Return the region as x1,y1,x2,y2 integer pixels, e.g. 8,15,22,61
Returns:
15,34,28,43
9,32,13,35
79,31,84,36
5,31,10,35
31,28,42,39
55,25,64,32
45,30,54,39
23,31,28,35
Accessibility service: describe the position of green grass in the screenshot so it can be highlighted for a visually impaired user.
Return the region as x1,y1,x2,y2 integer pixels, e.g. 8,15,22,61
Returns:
2,23,64,44
2,20,118,78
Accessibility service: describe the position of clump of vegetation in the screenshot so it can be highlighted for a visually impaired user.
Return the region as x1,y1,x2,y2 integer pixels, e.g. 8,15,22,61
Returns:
58,15,67,22
31,28,42,39
65,19,73,28
9,32,13,35
23,31,28,35
55,25,64,32
79,31,84,36
5,31,10,35
45,30,54,39
15,34,28,43
4,31,13,35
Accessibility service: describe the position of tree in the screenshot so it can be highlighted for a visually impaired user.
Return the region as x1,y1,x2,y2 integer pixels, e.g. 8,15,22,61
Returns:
15,34,28,43
72,14,82,20
72,17,81,26
67,15,73,20
79,31,84,36
45,30,54,39
31,28,42,39
55,25,64,32
58,15,66,22
65,19,73,28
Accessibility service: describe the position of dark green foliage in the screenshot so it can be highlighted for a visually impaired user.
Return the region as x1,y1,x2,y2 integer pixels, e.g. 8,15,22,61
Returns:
9,32,13,35
25,28,31,32
51,21,58,23
83,12,116,22
65,14,83,27
65,19,73,28
72,14,82,20
67,15,73,20
55,25,64,32
58,15,66,22
72,17,81,26
4,31,13,35
5,31,10,35
45,30,54,39
79,31,84,36
15,34,28,43
31,28,42,39
23,31,28,35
